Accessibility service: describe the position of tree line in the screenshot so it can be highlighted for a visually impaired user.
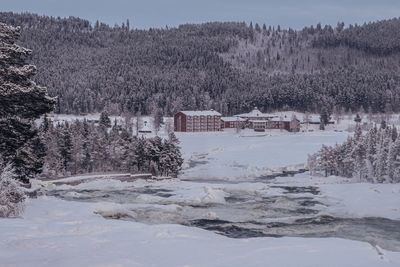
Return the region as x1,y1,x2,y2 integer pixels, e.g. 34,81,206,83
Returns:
312,18,400,55
1,13,400,116
39,116,183,178
308,123,400,183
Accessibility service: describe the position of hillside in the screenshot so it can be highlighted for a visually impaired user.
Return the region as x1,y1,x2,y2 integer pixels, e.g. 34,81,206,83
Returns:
1,12,400,115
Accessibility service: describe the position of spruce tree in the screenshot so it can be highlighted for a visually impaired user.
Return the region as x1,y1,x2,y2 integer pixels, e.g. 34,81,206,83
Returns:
0,23,54,183
319,107,331,130
99,111,111,128
354,114,362,123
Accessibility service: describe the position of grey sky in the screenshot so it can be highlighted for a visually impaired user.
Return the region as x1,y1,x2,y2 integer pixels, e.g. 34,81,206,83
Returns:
2,0,399,29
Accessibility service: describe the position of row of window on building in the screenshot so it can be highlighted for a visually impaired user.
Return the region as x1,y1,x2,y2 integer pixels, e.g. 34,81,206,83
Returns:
174,108,301,132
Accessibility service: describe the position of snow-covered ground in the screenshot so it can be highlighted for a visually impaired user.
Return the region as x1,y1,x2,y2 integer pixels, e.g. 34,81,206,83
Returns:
1,196,399,267
2,120,400,266
177,129,349,181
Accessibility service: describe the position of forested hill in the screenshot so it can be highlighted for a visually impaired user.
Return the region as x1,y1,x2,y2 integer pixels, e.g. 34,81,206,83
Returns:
1,12,400,116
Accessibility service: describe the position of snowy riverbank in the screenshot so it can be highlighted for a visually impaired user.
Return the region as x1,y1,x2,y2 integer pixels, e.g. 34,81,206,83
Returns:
1,196,400,267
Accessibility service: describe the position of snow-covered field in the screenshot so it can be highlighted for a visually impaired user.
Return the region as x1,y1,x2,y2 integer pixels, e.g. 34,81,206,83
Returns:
177,129,349,181
2,120,400,266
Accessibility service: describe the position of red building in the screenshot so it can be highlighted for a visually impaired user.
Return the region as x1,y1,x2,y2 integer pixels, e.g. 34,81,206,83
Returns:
174,110,222,132
235,107,276,121
268,117,300,132
221,117,246,129
249,120,267,131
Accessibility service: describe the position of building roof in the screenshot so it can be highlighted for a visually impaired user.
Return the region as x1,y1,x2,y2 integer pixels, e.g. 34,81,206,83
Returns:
249,120,268,123
179,110,221,116
221,117,246,122
271,117,289,122
270,117,300,122
235,107,276,118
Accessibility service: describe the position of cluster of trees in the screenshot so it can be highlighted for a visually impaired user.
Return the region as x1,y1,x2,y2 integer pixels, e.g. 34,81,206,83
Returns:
0,22,54,217
1,13,400,116
39,116,183,178
308,123,400,183
312,18,400,55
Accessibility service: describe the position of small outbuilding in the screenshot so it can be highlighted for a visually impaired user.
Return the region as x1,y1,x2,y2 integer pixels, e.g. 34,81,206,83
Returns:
138,121,152,134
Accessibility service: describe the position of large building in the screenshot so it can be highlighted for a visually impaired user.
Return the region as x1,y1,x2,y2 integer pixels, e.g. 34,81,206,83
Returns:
234,107,301,132
220,117,246,129
235,107,276,121
174,110,222,132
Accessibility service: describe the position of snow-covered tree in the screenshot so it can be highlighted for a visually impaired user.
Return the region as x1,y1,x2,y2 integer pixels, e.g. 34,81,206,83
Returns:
0,23,54,183
309,124,400,183
0,165,25,217
319,107,331,131
354,114,362,124
99,111,111,128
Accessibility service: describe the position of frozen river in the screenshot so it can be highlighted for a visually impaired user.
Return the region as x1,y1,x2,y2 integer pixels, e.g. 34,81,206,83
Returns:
43,130,400,252
45,172,400,252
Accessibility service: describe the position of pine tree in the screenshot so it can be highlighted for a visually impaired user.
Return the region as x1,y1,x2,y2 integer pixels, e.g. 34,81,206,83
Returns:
380,120,387,129
387,137,400,183
153,108,163,136
374,132,390,183
391,126,398,142
351,137,366,180
354,113,362,123
99,111,112,128
0,23,54,183
319,107,331,130
58,124,73,174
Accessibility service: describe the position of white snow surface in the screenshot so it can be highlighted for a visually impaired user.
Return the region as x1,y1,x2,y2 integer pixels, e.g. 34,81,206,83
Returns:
1,196,399,267
177,129,349,181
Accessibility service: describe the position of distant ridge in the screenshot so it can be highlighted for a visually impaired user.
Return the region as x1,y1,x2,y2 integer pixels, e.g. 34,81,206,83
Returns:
1,12,400,116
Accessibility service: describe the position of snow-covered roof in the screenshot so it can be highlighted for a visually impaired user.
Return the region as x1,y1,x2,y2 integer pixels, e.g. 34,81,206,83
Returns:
235,107,276,118
249,120,267,123
270,117,293,122
180,110,221,116
307,117,321,123
221,117,246,122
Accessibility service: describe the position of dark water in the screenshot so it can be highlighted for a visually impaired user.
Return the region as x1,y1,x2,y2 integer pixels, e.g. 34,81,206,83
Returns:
189,215,400,250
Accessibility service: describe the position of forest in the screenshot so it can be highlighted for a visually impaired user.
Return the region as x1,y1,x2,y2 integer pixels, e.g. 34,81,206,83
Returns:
39,115,183,178
1,12,400,116
308,122,400,183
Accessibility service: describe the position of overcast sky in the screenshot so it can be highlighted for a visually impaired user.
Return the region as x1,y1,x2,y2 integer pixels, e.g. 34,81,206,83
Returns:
2,0,400,29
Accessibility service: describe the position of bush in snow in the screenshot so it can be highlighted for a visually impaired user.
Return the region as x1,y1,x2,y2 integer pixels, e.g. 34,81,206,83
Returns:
0,165,26,217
